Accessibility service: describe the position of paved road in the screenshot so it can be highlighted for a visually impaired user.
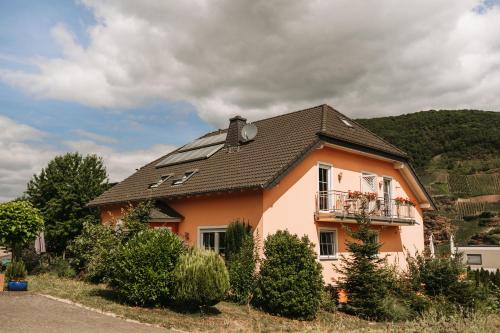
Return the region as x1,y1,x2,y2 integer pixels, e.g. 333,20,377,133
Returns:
0,293,172,333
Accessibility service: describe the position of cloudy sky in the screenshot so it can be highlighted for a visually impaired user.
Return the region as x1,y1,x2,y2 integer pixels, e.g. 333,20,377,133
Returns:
1,0,499,202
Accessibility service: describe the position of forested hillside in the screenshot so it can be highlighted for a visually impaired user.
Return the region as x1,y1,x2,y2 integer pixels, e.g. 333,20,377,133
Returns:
357,110,500,170
357,110,500,249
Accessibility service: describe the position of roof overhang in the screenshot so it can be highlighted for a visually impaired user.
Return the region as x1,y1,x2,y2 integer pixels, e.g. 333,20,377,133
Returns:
318,133,436,210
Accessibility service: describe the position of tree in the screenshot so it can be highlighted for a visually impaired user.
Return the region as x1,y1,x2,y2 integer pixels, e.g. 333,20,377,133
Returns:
0,201,44,260
25,152,109,254
336,200,391,320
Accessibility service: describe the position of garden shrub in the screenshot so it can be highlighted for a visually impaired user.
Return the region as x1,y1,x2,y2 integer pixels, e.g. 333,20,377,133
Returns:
119,201,152,241
174,249,230,309
254,230,323,320
405,252,488,312
107,229,185,306
50,257,76,278
67,221,119,282
225,219,252,261
320,285,339,313
227,234,256,304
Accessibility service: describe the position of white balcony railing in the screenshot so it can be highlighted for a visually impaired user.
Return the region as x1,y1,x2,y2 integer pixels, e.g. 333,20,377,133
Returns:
316,190,415,221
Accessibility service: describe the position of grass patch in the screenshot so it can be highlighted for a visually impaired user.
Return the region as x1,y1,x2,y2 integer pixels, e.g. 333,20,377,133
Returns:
29,274,499,332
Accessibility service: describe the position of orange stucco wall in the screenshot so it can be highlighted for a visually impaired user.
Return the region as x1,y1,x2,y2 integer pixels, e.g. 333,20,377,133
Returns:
262,146,424,284
99,145,425,285
168,191,264,247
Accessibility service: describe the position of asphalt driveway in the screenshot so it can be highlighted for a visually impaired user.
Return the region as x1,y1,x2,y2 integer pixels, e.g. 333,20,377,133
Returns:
0,293,173,333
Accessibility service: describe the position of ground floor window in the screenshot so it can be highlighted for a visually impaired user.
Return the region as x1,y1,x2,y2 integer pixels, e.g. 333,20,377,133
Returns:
319,229,337,260
199,228,226,255
467,254,482,265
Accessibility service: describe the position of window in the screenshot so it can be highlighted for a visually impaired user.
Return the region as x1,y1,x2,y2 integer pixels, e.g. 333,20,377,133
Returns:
199,228,226,255
467,254,482,265
341,118,353,127
368,231,381,256
319,229,337,259
172,170,197,186
318,164,332,211
148,174,172,189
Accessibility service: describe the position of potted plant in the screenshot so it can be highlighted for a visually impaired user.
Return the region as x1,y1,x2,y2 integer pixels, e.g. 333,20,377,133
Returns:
6,260,28,291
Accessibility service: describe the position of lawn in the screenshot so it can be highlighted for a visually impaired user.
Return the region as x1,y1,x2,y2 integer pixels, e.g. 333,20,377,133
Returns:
29,274,499,333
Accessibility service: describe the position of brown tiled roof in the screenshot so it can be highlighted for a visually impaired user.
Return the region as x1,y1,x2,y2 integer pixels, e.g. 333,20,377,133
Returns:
89,105,407,206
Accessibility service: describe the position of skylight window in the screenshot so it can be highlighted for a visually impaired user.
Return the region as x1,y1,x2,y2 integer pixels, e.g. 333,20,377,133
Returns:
172,170,197,186
341,118,353,127
148,174,173,189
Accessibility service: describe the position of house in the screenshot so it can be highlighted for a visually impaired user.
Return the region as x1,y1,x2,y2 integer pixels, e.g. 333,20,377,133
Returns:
88,104,435,283
456,245,500,272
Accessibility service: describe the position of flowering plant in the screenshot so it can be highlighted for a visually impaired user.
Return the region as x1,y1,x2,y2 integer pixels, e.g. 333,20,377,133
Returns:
394,197,415,206
364,192,377,201
348,191,377,202
348,191,363,199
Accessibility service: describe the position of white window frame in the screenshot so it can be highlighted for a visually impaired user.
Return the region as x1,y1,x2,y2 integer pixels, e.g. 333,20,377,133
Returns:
318,162,333,212
360,172,378,193
466,254,482,265
172,170,197,186
318,228,338,260
198,226,227,254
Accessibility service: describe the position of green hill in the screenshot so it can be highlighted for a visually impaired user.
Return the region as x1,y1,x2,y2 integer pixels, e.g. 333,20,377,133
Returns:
357,110,500,249
357,110,500,170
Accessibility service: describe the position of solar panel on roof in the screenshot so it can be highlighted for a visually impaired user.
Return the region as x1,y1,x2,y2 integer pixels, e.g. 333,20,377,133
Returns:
156,144,224,167
179,133,227,152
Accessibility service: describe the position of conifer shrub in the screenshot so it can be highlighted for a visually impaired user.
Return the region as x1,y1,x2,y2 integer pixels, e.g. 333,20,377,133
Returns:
173,249,230,309
227,234,256,304
336,204,396,321
225,219,252,261
254,230,323,320
107,229,185,306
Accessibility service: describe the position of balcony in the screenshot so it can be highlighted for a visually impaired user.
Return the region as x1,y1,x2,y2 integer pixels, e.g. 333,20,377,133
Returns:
315,190,416,225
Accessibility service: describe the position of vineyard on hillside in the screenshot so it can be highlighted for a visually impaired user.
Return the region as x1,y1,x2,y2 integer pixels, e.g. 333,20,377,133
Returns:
448,174,500,197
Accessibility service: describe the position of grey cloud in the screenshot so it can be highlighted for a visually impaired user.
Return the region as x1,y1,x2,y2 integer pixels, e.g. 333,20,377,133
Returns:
1,1,499,128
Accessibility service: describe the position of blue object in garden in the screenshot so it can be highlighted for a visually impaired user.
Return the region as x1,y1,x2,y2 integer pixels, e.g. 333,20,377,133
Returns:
8,281,28,291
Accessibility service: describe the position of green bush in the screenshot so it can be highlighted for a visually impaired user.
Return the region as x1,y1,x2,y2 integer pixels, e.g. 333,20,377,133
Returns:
6,260,27,281
406,253,484,311
119,201,152,241
174,249,230,309
227,234,256,304
67,221,119,282
320,285,339,313
107,229,185,306
225,220,252,261
50,257,76,278
254,230,323,320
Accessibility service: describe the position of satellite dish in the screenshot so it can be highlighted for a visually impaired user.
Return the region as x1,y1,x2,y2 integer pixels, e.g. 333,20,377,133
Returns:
241,123,258,142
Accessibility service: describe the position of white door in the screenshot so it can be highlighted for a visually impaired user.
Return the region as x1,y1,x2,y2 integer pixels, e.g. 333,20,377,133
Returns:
361,173,377,212
318,164,332,211
382,177,392,216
